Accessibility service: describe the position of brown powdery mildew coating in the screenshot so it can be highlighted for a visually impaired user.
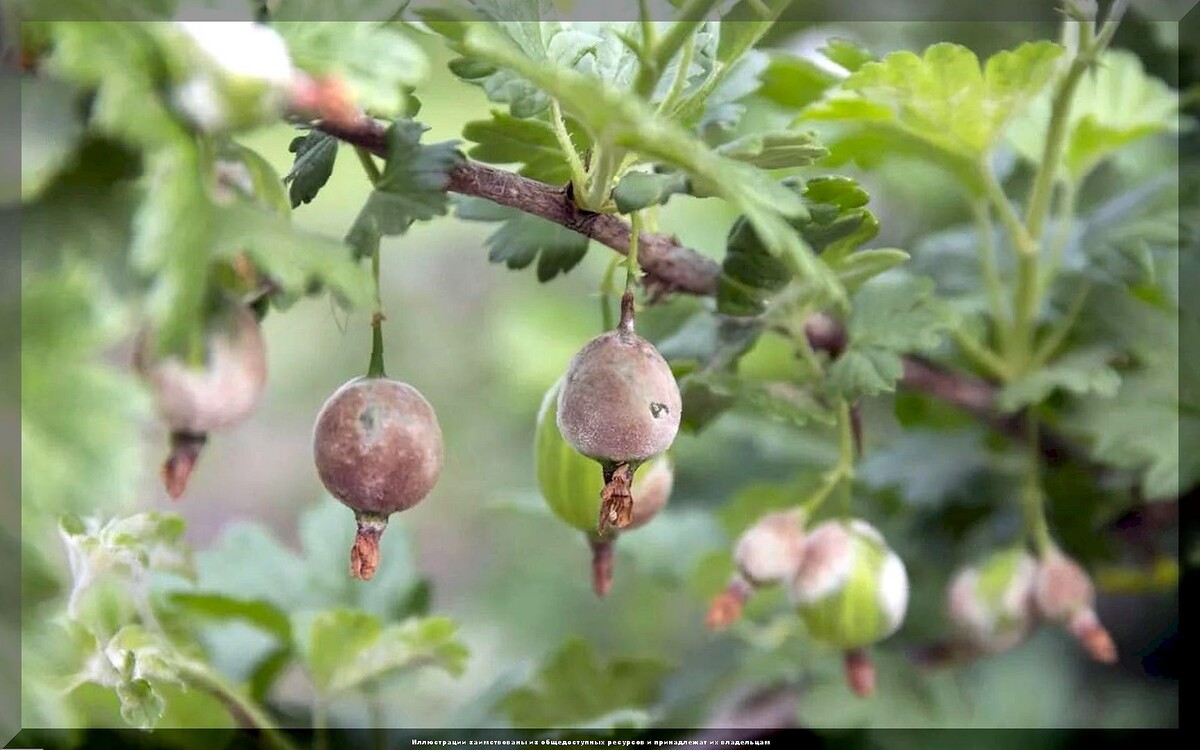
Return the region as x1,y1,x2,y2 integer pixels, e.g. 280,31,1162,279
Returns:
556,329,682,464
134,305,268,434
312,377,444,516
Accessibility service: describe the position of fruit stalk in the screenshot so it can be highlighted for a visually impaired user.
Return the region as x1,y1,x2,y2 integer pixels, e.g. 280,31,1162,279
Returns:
350,510,389,581
589,535,616,597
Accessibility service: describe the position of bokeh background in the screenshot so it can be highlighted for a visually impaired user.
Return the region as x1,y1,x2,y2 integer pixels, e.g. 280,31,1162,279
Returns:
10,5,1187,738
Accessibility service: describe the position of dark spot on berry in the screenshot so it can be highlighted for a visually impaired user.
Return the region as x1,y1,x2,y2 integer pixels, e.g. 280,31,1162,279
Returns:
359,408,376,433
650,402,668,418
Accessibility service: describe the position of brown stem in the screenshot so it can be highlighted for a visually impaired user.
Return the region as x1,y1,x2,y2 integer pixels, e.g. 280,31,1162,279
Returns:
1068,608,1118,664
706,574,753,630
617,290,636,335
350,511,389,581
843,649,876,698
588,535,616,597
313,116,1086,465
162,431,207,499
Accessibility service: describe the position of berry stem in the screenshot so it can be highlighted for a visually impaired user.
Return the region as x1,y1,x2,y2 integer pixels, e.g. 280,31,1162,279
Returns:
599,254,620,332
1020,415,1053,553
588,535,616,597
616,211,642,334
162,431,207,499
706,574,752,630
350,510,389,581
844,649,877,698
357,146,388,379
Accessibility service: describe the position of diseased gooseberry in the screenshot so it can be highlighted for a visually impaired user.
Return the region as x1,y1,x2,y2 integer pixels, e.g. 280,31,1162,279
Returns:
536,378,673,596
946,548,1038,656
133,302,267,498
1033,547,1117,663
788,519,909,697
555,295,681,534
707,510,807,630
312,376,443,581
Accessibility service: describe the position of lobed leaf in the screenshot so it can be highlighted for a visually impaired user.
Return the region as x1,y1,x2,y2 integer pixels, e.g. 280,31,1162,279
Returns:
499,638,670,730
285,130,339,208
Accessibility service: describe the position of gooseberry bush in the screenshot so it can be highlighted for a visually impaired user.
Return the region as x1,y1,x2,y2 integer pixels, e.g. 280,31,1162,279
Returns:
14,0,1188,745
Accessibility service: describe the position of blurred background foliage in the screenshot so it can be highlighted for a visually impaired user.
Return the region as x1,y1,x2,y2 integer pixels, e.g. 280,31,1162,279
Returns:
7,0,1191,745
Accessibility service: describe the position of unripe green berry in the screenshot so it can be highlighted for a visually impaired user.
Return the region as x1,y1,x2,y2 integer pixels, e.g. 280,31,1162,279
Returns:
536,379,673,533
946,548,1037,654
789,519,908,650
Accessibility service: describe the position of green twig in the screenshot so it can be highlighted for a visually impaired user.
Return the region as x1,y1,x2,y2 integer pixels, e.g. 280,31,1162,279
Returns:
1020,415,1053,553
177,661,298,750
656,33,696,115
550,99,588,196
599,254,620,331
355,147,387,378
625,211,642,295
583,145,620,211
1041,180,1079,293
799,400,855,516
1032,280,1091,367
970,200,1011,351
952,326,1012,382
355,146,383,186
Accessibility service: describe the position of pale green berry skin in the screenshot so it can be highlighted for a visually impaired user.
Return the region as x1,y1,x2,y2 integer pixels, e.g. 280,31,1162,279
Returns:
947,548,1037,653
536,379,671,533
790,520,909,650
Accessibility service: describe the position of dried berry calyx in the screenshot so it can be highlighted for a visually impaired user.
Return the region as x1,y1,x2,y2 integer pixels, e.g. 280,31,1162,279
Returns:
707,509,808,630
788,519,909,697
946,548,1038,656
535,379,673,596
1034,547,1117,663
555,293,681,535
133,301,268,498
312,376,443,581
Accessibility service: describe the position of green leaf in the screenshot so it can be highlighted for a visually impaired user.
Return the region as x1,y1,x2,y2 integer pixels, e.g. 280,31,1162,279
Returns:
274,22,429,118
457,198,590,281
655,311,766,432
21,264,148,520
829,248,910,292
499,638,670,730
462,110,591,184
686,371,835,427
757,51,840,110
714,130,829,169
858,428,992,507
445,20,844,303
192,496,427,620
424,1,604,118
298,610,467,696
715,0,791,64
59,513,195,615
1068,176,1179,288
212,202,374,307
820,38,875,73
166,593,293,644
20,77,86,203
717,176,879,316
826,275,955,398
1008,50,1181,180
801,41,1065,188
996,346,1121,411
44,22,187,148
346,119,463,255
130,143,215,358
612,170,695,213
285,130,339,208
